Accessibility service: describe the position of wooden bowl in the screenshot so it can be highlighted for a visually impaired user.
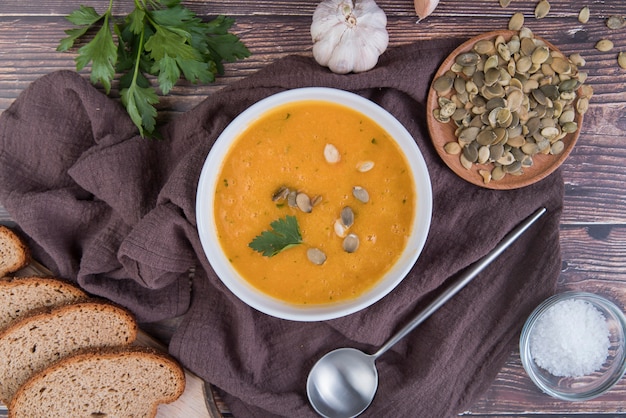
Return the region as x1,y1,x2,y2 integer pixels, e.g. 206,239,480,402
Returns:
426,30,584,190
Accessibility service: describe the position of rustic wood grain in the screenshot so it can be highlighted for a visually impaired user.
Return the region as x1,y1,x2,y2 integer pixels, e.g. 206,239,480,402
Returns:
2,0,626,416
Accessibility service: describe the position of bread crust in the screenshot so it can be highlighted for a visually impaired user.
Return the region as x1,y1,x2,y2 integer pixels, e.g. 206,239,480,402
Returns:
0,276,89,330
0,226,30,277
8,346,186,418
0,301,138,404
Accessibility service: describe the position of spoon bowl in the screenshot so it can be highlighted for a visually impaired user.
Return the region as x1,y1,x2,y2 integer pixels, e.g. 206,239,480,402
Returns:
306,208,547,417
307,348,377,418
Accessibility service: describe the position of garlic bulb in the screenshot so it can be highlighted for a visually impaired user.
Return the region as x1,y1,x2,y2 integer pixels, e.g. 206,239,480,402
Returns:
311,0,388,74
414,0,439,21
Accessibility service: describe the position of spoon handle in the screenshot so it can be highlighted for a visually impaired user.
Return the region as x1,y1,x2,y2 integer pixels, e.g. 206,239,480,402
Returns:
372,207,547,359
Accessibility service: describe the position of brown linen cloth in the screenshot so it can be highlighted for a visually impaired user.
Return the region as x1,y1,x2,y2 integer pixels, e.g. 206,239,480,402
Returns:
0,38,563,417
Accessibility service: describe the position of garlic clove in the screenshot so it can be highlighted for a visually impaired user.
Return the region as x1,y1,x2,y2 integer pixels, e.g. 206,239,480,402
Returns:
312,32,342,67
414,0,439,21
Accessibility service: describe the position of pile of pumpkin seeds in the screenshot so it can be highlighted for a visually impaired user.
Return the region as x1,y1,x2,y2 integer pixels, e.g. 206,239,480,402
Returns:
432,27,592,184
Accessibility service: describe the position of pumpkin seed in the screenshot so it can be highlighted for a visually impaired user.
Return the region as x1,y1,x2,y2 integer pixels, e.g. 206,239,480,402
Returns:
460,153,473,170
595,39,614,52
579,84,594,99
516,56,533,73
489,143,505,161
342,234,360,253
559,78,579,93
463,142,480,162
550,140,565,155
569,53,586,67
550,57,572,75
459,126,480,144
444,141,462,155
439,97,457,118
454,76,467,94
499,0,511,8
531,46,550,64
340,206,355,228
619,52,626,70
534,0,550,19
474,40,495,55
311,195,323,207
296,192,313,213
491,165,506,181
504,160,522,173
497,151,516,165
606,15,626,30
578,6,590,24
356,161,375,172
324,143,341,163
456,52,480,67
479,169,491,184
509,13,525,31
272,186,290,202
559,109,576,124
352,186,369,203
433,74,454,94
334,219,348,238
478,146,490,164
307,248,327,265
521,142,539,155
562,121,578,133
287,190,297,207
541,126,560,140
576,97,589,114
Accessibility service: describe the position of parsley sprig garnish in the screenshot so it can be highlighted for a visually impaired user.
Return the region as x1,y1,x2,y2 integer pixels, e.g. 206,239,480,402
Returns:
58,0,250,137
249,216,303,257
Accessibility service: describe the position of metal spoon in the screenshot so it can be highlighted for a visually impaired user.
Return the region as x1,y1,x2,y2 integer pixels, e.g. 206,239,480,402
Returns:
306,207,547,418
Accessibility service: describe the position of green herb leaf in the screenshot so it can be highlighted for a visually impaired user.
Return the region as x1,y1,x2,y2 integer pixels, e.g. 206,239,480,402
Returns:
120,83,159,138
249,216,303,257
58,0,250,138
75,16,117,94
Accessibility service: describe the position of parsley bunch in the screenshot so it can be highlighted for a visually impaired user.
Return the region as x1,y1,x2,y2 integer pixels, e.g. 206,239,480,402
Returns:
58,0,250,137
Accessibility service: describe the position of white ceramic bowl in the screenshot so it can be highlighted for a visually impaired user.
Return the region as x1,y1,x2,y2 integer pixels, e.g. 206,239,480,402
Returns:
196,87,432,321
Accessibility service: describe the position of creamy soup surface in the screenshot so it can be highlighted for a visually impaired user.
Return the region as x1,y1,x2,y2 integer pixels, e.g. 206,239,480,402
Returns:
214,100,416,305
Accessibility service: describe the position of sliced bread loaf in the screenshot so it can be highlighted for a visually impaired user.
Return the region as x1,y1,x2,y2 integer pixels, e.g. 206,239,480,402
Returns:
0,226,29,277
0,276,89,330
0,301,137,404
8,346,186,418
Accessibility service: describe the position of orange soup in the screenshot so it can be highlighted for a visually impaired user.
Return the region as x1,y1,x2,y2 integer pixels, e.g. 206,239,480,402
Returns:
214,100,415,305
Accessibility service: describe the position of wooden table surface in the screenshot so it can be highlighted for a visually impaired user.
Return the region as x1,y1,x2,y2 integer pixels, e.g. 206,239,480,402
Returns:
2,0,626,416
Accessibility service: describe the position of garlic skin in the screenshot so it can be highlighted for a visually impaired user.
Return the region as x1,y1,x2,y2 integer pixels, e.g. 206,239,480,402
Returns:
414,0,439,21
311,0,389,74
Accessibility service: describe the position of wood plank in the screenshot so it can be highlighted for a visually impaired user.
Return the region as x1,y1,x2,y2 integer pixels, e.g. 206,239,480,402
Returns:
2,0,626,18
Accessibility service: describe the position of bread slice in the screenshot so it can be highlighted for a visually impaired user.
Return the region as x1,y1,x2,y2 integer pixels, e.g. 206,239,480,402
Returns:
8,346,186,418
0,301,137,404
0,226,29,277
0,276,89,330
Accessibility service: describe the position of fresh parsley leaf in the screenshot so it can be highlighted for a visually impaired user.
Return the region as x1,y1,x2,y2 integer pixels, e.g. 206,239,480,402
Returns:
58,0,250,138
75,18,117,94
65,4,103,26
120,82,159,138
58,3,117,94
249,216,303,257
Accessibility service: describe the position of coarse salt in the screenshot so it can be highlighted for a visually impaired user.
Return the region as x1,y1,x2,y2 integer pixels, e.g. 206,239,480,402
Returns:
529,298,610,377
